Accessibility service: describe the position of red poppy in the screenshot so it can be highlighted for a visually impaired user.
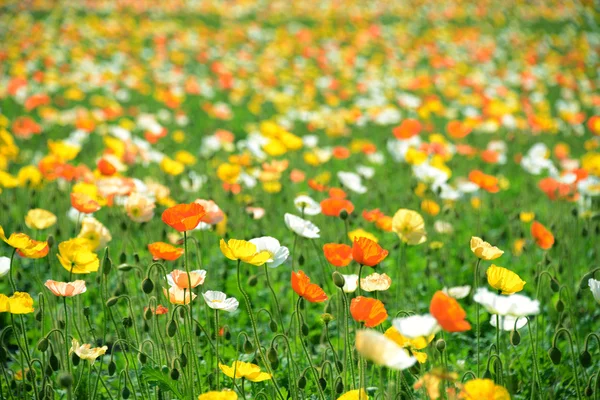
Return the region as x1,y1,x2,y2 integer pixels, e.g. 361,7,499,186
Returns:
350,296,388,327
323,243,353,267
332,146,351,159
531,221,554,250
98,158,117,176
161,203,206,232
291,271,328,303
429,291,471,332
351,237,388,267
320,198,354,217
148,242,184,261
70,193,101,214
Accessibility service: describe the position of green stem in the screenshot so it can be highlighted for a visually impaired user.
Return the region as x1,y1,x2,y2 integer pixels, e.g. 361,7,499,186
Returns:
295,297,326,400
474,258,482,376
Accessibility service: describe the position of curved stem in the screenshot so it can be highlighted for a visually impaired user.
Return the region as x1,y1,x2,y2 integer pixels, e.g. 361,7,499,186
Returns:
473,258,482,376
295,297,326,400
552,328,583,399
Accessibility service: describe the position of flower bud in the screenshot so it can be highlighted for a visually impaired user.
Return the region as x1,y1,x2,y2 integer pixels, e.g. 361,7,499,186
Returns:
35,309,43,322
170,368,180,381
71,352,80,366
179,353,188,368
49,353,59,371
58,372,73,388
548,347,562,365
335,377,344,394
298,254,305,266
510,330,521,346
105,360,115,376
301,323,309,337
550,278,560,293
580,350,592,368
319,377,327,389
83,307,91,317
243,339,254,354
269,320,278,333
335,360,344,373
134,253,140,263
555,299,565,313
333,271,345,288
585,385,593,397
122,386,131,399
339,210,349,220
321,313,334,324
46,235,55,248
138,352,147,364
483,369,492,380
37,337,49,352
142,278,154,294
122,317,133,328
144,308,153,321
267,347,278,363
247,275,258,287
297,375,307,389
102,250,112,276
0,347,5,363
167,319,177,337
106,297,119,308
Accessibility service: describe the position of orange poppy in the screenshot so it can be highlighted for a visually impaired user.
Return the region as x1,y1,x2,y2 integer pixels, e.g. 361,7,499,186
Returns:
350,296,388,327
538,178,576,201
17,240,49,259
480,150,500,164
161,203,206,232
148,242,184,261
429,291,471,332
332,146,351,159
70,193,101,214
308,179,328,192
375,216,393,232
291,271,328,303
145,305,169,315
468,170,499,193
328,187,347,199
446,120,472,139
323,243,353,267
362,208,385,222
393,119,422,139
320,198,354,217
352,237,388,267
98,158,117,176
531,221,554,250
290,169,306,183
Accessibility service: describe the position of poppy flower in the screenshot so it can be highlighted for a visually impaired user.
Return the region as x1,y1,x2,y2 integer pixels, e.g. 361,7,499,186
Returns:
361,273,392,292
56,238,99,274
70,339,107,365
291,270,328,303
284,213,320,238
351,237,388,267
446,120,472,139
486,265,525,295
350,296,388,327
24,209,57,230
219,361,271,382
0,292,35,314
164,287,197,305
328,187,347,199
323,243,353,267
219,239,271,266
393,119,422,139
16,239,49,259
470,237,504,260
320,198,354,217
145,305,169,315
460,379,510,400
198,390,238,400
363,208,385,222
44,280,87,297
531,221,554,250
336,389,369,400
294,195,321,215
125,193,156,223
78,217,112,251
148,242,184,261
161,202,206,232
202,291,239,312
429,291,471,332
166,269,206,289
392,209,427,245
70,192,101,214
468,170,499,193
384,326,434,363
355,330,416,371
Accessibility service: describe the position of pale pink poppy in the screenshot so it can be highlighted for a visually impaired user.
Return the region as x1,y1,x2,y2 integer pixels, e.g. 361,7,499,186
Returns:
44,280,87,297
166,269,207,289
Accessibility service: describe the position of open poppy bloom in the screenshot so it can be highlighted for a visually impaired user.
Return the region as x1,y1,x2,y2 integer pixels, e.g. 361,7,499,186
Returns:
350,296,388,327
219,239,271,266
531,221,554,250
219,361,271,382
470,236,504,260
323,243,353,267
352,237,389,267
198,390,238,400
468,170,500,193
391,209,427,245
161,202,206,232
393,118,422,139
148,242,184,261
384,326,434,363
291,270,328,303
56,238,99,274
429,291,471,332
320,197,354,217
70,339,107,364
0,225,49,258
363,208,385,222
460,378,510,400
44,280,87,297
486,265,525,295
0,292,35,314
70,192,101,214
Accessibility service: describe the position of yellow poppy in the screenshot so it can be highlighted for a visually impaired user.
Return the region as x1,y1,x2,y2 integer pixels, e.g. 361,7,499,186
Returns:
218,361,271,382
56,238,99,274
385,327,434,364
0,292,34,314
470,237,504,260
461,379,510,400
25,208,57,230
219,239,270,266
486,265,525,295
198,390,237,400
337,389,369,400
391,209,427,245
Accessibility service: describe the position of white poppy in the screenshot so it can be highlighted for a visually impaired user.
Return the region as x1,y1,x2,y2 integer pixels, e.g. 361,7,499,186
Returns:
473,288,540,317
434,221,454,235
589,279,600,304
0,256,10,277
342,274,358,293
361,273,392,292
355,330,417,370
392,314,441,339
249,236,289,268
284,213,320,239
337,171,367,194
203,291,239,313
442,285,471,299
490,315,528,331
294,195,321,216
356,165,375,179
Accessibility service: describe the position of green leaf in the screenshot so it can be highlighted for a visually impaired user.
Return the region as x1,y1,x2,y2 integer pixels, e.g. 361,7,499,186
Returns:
141,366,184,399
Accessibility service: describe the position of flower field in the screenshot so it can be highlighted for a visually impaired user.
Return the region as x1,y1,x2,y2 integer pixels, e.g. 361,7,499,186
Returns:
1,0,600,399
